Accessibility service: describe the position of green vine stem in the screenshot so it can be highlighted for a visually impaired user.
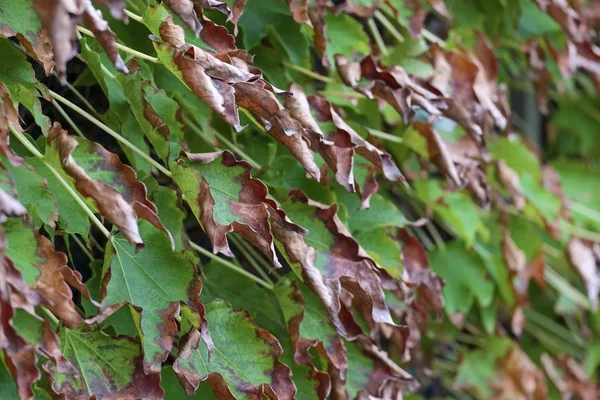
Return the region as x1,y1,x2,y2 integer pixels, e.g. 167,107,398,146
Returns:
8,126,112,239
373,10,405,43
49,90,172,177
76,26,159,64
189,241,274,290
282,61,336,84
229,235,274,285
52,100,85,138
367,18,388,56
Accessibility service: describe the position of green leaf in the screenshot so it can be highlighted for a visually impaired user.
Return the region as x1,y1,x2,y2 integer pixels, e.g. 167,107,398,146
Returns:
6,161,57,227
355,227,402,279
429,241,494,314
238,0,310,65
323,13,370,66
5,218,42,285
334,186,408,233
173,300,296,399
46,325,163,399
102,220,203,374
161,366,216,399
152,186,186,251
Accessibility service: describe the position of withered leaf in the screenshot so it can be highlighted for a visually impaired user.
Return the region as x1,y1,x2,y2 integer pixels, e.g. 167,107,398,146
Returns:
496,160,526,210
0,164,27,221
47,123,170,250
413,122,462,188
82,2,128,74
172,150,293,268
273,190,398,338
492,345,547,400
173,300,296,399
0,83,24,167
567,238,600,310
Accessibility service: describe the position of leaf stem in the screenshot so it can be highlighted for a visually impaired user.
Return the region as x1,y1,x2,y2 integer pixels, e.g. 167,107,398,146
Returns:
189,241,274,290
570,202,600,225
52,101,86,138
233,234,280,279
52,74,101,118
8,126,111,239
124,5,143,19
70,234,95,260
368,18,388,56
183,116,262,169
282,62,336,84
76,26,159,64
373,11,404,43
366,128,403,144
317,90,366,99
49,90,172,177
562,221,600,243
229,235,274,284
544,265,592,310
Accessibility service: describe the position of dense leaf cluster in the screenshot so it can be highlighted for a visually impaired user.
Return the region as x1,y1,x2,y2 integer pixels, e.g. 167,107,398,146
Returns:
1,0,600,399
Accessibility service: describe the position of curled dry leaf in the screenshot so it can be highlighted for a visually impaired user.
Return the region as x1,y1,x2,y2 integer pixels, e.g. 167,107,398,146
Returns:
1,223,79,400
0,83,25,167
172,150,304,268
174,300,296,399
567,238,600,309
100,220,209,375
413,122,462,188
492,345,547,400
162,0,202,36
92,0,127,20
275,278,347,385
272,189,399,338
82,2,128,74
47,123,170,250
34,0,127,79
496,160,526,210
0,164,27,221
45,325,164,400
541,354,599,400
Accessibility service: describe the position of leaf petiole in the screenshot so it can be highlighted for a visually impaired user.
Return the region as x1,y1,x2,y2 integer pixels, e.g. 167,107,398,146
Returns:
75,26,159,64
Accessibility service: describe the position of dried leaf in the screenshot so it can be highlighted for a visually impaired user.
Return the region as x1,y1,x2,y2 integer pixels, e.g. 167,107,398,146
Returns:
0,164,27,221
496,160,526,210
173,300,296,399
172,150,286,267
492,346,547,400
567,238,600,309
541,354,599,400
47,123,170,250
92,0,126,20
82,3,128,74
100,220,208,374
0,83,24,167
45,325,163,400
413,122,462,188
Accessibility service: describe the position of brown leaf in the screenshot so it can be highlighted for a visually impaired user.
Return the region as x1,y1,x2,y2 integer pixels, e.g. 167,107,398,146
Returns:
82,3,129,74
34,0,84,79
427,0,452,20
47,123,170,250
173,150,307,268
308,95,404,183
1,224,78,400
162,0,202,36
0,26,54,76
0,164,27,221
525,41,552,115
231,0,247,35
272,190,399,338
567,238,600,309
92,0,126,20
541,354,599,400
496,160,526,210
335,55,362,88
413,122,462,188
492,346,547,400
397,229,444,352
0,84,25,167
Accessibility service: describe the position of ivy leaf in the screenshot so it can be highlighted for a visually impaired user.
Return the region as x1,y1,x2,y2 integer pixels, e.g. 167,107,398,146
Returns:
323,13,370,66
0,162,27,220
429,241,494,314
0,0,54,75
44,325,163,400
274,278,347,376
5,218,87,327
6,161,58,227
101,220,207,374
152,185,187,251
273,190,398,337
173,300,296,399
237,0,310,65
172,150,285,268
47,123,170,250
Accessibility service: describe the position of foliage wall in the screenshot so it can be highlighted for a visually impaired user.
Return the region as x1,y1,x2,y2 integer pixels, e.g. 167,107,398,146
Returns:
0,0,600,398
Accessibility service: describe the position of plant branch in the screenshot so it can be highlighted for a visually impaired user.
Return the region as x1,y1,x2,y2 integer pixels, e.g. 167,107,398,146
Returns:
52,101,85,138
282,61,336,84
229,235,274,285
366,128,403,143
76,26,159,64
9,126,111,239
368,18,388,56
49,90,172,177
373,11,405,43
183,116,262,169
189,241,274,290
